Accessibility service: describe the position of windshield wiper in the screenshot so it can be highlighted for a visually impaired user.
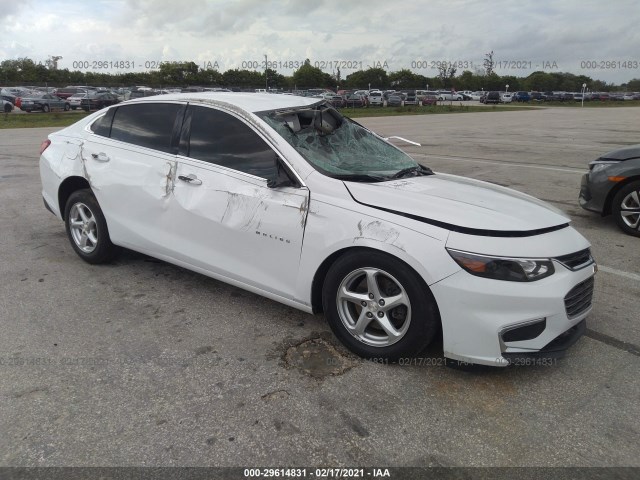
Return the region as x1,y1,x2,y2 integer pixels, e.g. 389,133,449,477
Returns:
332,173,388,183
389,165,434,179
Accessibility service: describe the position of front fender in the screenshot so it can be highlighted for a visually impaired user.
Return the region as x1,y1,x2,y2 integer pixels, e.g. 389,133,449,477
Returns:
295,196,459,307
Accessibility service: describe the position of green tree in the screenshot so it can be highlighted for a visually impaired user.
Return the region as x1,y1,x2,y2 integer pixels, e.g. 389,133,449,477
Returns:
292,60,327,88
265,68,286,89
158,61,199,85
195,68,224,86
344,68,389,89
222,69,264,88
388,69,422,88
484,50,495,76
457,70,480,90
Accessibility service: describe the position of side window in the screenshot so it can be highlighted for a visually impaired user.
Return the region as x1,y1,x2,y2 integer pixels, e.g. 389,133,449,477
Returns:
110,103,182,153
187,106,277,179
90,108,115,137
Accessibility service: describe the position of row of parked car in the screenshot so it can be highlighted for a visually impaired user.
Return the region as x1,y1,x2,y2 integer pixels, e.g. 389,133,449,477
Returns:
479,90,640,104
0,85,194,113
4,84,638,114
308,88,640,107
306,89,444,108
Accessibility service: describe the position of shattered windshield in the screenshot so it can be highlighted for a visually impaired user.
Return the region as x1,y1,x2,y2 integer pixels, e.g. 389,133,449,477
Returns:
257,103,430,182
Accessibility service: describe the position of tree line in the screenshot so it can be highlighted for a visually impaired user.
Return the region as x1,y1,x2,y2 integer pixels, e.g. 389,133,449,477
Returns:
2,57,638,92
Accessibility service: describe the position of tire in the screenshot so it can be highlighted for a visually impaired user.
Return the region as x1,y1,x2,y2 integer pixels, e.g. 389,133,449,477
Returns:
322,250,440,360
64,189,119,264
64,103,70,111
612,181,640,237
3,103,11,113
43,104,50,113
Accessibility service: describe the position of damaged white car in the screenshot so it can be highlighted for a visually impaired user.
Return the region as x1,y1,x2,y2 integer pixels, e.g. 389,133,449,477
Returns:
39,93,596,366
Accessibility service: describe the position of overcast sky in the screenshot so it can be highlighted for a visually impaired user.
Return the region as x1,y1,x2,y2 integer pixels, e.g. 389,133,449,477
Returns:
1,0,639,84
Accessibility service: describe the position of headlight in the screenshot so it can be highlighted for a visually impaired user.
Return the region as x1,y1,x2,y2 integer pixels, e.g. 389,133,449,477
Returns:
589,160,620,173
446,249,555,282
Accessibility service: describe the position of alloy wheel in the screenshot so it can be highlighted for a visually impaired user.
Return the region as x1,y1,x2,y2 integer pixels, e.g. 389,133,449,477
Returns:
336,267,412,347
68,202,99,253
620,189,640,229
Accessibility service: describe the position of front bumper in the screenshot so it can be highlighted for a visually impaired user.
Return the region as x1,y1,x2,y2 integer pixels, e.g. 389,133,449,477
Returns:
431,260,596,367
502,319,586,363
579,172,606,213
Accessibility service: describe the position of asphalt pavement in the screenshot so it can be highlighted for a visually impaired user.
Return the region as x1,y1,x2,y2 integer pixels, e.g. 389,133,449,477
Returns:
0,106,638,468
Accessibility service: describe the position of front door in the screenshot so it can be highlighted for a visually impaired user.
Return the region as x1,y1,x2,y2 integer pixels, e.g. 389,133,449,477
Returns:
167,105,309,300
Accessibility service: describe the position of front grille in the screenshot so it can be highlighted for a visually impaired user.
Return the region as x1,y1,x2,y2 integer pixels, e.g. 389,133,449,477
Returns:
564,277,595,319
555,248,593,270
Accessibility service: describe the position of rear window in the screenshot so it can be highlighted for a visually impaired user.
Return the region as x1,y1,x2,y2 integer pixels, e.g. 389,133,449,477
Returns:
90,109,115,137
110,103,182,153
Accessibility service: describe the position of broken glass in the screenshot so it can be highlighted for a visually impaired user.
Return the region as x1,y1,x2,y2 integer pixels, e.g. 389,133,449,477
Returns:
257,104,423,180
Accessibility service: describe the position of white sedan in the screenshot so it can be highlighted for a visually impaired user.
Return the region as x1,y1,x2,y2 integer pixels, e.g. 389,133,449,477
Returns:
39,93,596,366
501,92,514,103
67,93,89,110
437,91,464,101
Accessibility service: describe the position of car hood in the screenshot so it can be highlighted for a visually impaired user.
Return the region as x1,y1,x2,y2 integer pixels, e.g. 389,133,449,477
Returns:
344,173,570,234
599,144,640,161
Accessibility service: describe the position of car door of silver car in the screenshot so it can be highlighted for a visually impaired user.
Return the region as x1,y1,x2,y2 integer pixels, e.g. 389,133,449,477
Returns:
169,104,309,301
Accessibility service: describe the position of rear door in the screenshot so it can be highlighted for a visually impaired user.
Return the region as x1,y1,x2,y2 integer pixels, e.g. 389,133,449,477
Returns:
169,104,309,300
82,102,185,254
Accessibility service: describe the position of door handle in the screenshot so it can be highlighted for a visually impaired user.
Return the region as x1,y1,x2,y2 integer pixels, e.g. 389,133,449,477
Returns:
91,152,110,162
178,173,202,185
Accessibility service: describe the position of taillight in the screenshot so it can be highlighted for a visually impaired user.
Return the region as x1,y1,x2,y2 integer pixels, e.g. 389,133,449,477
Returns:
39,139,51,155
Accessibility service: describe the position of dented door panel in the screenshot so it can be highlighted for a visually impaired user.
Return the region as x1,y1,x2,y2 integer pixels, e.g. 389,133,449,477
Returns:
167,157,309,299
81,136,179,252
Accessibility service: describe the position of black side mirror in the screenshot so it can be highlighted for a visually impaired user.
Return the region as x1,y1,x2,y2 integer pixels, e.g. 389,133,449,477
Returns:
267,157,295,189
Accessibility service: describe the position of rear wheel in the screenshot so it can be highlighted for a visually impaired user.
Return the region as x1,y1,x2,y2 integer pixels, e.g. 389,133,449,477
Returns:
43,104,50,113
322,251,440,360
64,103,70,111
64,189,119,263
3,103,11,113
612,181,640,237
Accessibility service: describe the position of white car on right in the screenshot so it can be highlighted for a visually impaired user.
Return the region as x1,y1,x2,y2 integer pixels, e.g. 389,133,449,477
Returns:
437,91,463,101
368,91,384,106
67,93,89,110
501,92,514,103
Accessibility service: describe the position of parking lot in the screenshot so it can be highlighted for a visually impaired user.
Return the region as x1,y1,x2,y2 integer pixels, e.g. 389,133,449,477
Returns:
0,106,638,468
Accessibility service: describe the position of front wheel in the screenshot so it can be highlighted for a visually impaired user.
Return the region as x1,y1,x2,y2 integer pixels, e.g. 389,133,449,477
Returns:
322,251,440,360
612,181,640,236
64,103,70,111
64,189,120,263
43,104,50,113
